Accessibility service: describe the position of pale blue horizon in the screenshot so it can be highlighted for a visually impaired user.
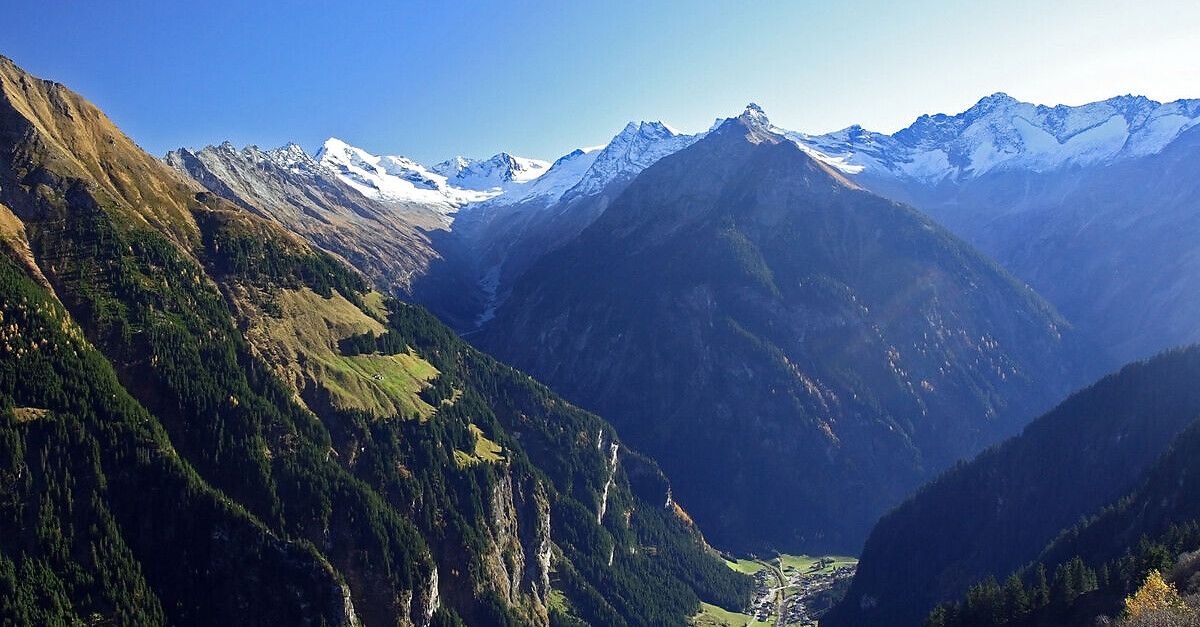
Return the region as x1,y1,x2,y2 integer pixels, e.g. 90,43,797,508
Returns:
3,0,1198,164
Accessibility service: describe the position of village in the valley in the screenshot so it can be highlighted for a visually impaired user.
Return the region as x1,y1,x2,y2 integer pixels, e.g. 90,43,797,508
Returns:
695,554,858,626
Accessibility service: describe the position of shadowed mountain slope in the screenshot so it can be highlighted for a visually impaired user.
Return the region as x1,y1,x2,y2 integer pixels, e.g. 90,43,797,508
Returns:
478,105,1094,554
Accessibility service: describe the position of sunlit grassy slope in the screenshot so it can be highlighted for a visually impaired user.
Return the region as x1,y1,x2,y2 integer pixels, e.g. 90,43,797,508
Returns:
454,423,506,467
244,287,437,419
692,601,757,626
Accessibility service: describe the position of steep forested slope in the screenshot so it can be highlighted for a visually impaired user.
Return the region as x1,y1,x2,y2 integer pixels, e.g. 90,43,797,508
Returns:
0,55,749,626
823,347,1200,627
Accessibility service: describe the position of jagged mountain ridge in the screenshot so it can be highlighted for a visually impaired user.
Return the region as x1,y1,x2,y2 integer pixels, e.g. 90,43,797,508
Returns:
185,92,1200,225
430,152,550,191
181,93,1200,358
0,55,751,626
476,105,1093,554
792,92,1200,182
165,141,445,293
311,137,536,210
434,120,704,331
175,118,703,331
307,119,699,213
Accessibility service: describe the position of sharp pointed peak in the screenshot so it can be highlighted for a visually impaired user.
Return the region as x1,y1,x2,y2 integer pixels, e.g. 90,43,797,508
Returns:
615,119,684,138
268,142,316,160
707,102,776,141
320,137,355,151
738,102,772,129
967,92,1021,114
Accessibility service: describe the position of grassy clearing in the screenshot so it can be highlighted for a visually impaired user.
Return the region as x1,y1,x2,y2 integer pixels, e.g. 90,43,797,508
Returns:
776,554,857,575
361,290,388,322
454,424,506,468
691,601,758,626
547,587,569,613
317,350,439,419
11,407,50,422
244,287,438,419
725,557,771,576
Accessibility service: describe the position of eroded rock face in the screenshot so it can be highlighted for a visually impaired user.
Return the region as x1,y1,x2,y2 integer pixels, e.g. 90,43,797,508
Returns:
478,471,553,625
338,583,361,627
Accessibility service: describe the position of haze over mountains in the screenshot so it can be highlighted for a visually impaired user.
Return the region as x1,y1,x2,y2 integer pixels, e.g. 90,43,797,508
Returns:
791,94,1200,365
823,346,1200,627
8,50,1200,626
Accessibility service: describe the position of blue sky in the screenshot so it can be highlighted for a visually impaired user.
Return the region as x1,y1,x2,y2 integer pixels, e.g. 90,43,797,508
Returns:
4,0,1198,163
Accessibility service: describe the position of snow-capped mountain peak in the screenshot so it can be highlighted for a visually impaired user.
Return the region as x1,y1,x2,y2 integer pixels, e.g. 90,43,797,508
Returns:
475,146,604,208
740,102,771,128
968,91,1019,113
708,103,781,143
432,152,551,191
470,119,702,209
311,137,559,212
431,155,472,176
559,120,702,200
313,137,365,167
311,138,488,210
788,94,1200,183
264,142,320,172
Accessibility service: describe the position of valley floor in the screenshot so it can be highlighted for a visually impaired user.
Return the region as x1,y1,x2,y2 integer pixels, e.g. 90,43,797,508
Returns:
692,554,857,626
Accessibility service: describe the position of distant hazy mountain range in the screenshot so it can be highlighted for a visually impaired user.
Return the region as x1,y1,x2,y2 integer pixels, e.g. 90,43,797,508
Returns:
790,93,1200,366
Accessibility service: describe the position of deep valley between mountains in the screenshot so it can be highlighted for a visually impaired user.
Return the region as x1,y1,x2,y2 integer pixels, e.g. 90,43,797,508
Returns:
5,53,1200,626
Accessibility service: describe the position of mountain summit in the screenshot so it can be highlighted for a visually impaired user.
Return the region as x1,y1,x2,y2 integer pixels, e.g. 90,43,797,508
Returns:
737,102,772,133
478,103,1092,552
430,152,550,190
